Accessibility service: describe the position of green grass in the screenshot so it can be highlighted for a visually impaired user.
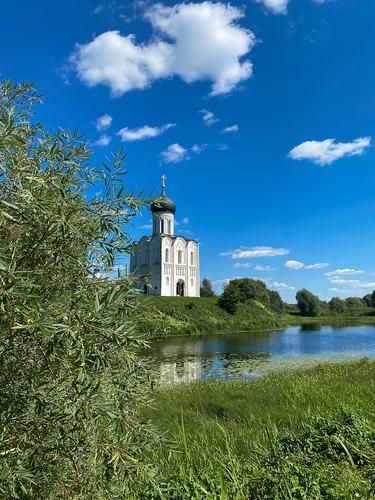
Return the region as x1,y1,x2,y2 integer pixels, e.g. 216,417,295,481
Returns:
137,296,284,337
285,308,375,325
139,360,375,498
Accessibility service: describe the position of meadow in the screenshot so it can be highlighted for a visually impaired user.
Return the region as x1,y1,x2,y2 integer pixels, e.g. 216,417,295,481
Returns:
141,359,375,498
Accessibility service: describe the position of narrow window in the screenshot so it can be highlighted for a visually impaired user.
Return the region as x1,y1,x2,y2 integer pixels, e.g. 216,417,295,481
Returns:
161,219,164,233
191,278,194,287
165,248,169,262
190,251,194,265
178,250,182,264
168,219,172,234
166,277,170,285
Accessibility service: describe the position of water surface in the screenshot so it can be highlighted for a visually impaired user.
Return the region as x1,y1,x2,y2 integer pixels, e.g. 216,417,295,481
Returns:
149,324,375,384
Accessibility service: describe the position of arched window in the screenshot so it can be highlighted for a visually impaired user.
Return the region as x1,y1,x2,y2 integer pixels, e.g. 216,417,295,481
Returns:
161,219,164,234
165,248,169,262
168,219,172,234
178,250,182,264
190,278,194,287
190,251,194,265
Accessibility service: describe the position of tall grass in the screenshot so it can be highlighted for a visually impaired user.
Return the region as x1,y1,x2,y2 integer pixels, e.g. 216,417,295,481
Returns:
139,359,375,498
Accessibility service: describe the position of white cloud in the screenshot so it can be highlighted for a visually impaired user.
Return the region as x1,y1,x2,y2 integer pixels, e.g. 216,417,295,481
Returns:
96,113,112,131
191,143,207,154
304,263,330,270
160,142,206,163
233,262,253,269
288,137,372,166
255,0,289,15
325,268,364,276
222,124,239,133
272,281,295,291
285,260,330,270
254,265,273,271
71,2,255,97
217,143,230,151
117,123,175,142
284,260,304,270
92,134,112,147
160,143,189,164
221,246,289,259
139,224,153,230
328,279,375,290
199,109,219,126
175,217,190,226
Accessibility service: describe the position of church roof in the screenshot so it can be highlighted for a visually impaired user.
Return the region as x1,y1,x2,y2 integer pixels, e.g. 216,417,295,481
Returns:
150,175,176,214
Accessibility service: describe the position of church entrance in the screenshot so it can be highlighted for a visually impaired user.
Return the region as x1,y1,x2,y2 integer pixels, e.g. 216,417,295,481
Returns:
176,280,185,297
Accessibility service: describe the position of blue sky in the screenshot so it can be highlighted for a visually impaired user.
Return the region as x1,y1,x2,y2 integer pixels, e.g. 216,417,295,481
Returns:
2,0,375,301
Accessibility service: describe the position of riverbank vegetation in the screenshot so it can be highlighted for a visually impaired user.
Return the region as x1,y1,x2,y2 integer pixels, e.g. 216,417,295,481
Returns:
141,359,375,498
137,295,284,337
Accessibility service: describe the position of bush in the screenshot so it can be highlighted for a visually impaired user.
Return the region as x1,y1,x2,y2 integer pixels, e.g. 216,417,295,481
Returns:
218,278,283,315
329,296,346,314
0,80,155,497
296,288,321,317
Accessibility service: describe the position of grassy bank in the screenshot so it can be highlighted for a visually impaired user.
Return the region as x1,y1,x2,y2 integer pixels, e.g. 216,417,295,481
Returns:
141,360,375,498
285,308,375,325
138,296,284,337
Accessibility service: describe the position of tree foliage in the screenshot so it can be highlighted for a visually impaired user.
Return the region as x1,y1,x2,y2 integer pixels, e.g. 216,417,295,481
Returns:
328,297,346,314
0,81,156,497
200,277,215,297
218,278,283,315
296,289,321,317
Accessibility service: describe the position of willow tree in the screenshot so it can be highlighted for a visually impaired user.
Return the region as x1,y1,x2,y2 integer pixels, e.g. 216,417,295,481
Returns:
0,81,156,498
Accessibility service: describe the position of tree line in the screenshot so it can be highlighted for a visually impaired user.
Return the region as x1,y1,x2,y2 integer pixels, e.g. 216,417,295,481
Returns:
201,278,375,318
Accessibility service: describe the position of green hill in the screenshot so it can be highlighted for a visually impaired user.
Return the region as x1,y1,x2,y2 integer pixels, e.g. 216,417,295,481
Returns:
137,296,284,337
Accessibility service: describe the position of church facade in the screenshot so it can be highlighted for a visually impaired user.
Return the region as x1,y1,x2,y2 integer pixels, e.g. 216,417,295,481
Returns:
130,176,200,297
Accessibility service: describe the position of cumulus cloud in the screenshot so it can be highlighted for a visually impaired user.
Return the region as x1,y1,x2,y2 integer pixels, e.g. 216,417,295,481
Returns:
255,0,289,15
221,246,290,259
222,124,239,133
160,143,189,164
92,134,112,147
160,142,206,163
288,137,372,166
284,260,304,270
254,265,273,271
272,281,295,291
328,279,375,290
199,109,219,126
191,143,207,153
96,113,112,131
284,260,329,270
325,268,364,276
70,2,255,96
305,263,330,270
117,123,175,141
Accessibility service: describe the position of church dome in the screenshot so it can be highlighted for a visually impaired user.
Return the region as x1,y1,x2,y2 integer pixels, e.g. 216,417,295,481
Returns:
151,175,176,214
151,194,176,214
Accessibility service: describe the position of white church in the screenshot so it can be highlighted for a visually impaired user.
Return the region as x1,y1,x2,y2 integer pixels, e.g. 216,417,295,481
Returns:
130,176,200,297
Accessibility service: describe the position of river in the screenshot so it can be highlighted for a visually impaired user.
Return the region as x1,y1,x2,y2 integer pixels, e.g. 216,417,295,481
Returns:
149,323,375,384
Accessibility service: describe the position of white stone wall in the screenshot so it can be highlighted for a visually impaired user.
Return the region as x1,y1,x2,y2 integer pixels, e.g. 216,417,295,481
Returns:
131,211,200,297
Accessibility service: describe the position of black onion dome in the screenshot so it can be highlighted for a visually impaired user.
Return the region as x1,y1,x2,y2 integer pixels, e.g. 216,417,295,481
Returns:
151,194,176,214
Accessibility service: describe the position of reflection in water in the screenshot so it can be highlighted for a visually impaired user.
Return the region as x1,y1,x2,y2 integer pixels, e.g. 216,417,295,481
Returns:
150,324,375,385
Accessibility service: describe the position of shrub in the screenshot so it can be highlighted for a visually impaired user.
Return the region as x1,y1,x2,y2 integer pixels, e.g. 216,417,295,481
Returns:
0,80,155,498
296,288,321,317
